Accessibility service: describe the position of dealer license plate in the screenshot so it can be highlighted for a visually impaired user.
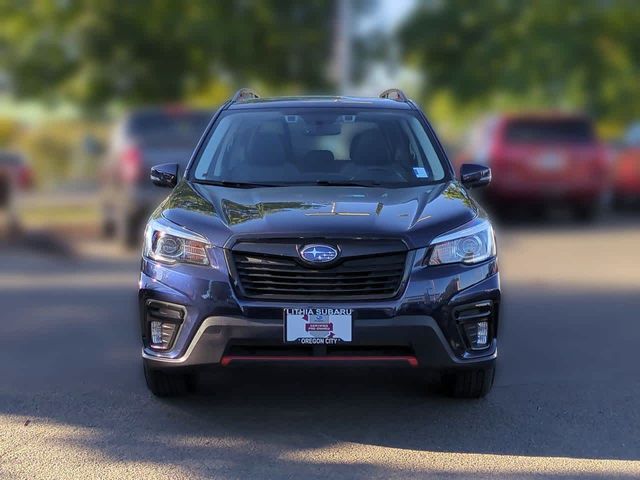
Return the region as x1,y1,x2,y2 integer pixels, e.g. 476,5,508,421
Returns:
284,308,352,344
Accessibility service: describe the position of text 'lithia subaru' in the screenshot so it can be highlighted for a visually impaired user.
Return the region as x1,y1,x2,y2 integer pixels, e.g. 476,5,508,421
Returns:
140,88,500,398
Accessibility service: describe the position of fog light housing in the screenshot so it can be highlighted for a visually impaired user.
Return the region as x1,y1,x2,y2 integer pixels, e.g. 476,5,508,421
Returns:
145,300,185,351
462,321,490,350
453,301,494,352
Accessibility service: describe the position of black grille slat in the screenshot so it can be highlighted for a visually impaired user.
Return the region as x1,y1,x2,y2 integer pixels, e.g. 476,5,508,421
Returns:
235,259,295,267
238,269,403,280
242,280,396,290
244,286,397,293
235,262,403,272
242,277,396,287
232,249,407,300
243,287,398,295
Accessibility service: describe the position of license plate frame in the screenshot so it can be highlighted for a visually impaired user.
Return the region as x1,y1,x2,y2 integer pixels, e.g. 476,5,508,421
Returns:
284,308,353,345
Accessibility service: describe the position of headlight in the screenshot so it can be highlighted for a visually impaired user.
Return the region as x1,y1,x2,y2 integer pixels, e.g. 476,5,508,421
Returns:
143,218,212,266
426,220,496,265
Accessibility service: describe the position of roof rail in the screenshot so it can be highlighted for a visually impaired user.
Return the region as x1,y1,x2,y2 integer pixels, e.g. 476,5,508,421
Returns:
379,88,408,102
231,88,260,102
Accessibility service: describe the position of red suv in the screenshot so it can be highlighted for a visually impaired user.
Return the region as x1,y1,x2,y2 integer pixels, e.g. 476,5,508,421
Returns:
456,113,610,220
613,123,640,208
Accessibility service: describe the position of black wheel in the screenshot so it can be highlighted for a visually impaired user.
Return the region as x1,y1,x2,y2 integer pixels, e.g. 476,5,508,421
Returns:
101,215,116,239
612,193,636,211
529,203,548,221
143,362,194,397
482,198,512,224
0,176,11,209
99,201,116,239
572,202,598,222
117,212,143,249
442,365,495,399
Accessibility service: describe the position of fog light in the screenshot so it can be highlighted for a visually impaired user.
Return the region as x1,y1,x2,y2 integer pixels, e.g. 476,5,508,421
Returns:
462,321,490,350
149,320,179,350
150,321,162,344
476,321,488,346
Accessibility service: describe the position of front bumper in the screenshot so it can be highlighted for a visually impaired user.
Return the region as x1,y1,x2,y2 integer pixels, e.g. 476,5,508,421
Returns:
139,252,500,372
142,313,497,370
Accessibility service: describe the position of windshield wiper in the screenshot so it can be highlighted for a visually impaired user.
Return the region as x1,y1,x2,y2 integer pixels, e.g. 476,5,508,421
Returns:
310,180,383,187
193,179,282,188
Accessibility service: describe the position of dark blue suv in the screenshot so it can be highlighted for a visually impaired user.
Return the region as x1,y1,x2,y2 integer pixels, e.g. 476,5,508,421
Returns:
140,89,499,398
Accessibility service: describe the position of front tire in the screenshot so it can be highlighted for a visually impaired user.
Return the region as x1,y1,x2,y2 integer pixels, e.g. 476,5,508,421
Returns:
442,365,495,399
143,362,194,397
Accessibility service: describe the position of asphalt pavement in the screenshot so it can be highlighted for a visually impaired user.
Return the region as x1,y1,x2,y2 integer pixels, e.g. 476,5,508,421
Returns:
1,216,639,479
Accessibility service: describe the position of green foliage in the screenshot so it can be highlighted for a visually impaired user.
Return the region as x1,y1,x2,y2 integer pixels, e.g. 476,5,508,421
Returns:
14,120,108,186
0,117,21,147
0,0,337,108
16,123,75,186
400,0,640,125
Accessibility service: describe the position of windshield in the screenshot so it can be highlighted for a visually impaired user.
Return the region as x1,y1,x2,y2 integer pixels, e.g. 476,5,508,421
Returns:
190,108,448,187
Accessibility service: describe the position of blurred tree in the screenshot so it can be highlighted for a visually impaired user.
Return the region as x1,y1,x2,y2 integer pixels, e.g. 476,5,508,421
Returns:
0,0,339,108
0,117,21,146
400,0,640,124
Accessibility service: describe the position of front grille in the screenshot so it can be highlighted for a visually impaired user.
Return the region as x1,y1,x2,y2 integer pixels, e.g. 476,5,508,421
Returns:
231,250,408,300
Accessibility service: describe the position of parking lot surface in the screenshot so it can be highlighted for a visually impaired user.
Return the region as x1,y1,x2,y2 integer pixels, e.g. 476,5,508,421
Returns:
1,217,639,479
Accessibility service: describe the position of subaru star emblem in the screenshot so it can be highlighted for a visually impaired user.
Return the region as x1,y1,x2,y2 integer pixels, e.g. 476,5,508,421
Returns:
299,244,338,263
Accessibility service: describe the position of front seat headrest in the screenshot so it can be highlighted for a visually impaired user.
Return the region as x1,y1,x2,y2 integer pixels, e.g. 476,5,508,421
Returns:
350,129,390,166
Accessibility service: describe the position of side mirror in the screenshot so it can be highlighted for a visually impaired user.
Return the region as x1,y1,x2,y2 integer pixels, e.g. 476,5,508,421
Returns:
460,164,491,189
150,163,179,188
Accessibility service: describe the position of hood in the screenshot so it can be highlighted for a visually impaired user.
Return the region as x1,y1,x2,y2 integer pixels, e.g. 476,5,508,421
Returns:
160,181,477,249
